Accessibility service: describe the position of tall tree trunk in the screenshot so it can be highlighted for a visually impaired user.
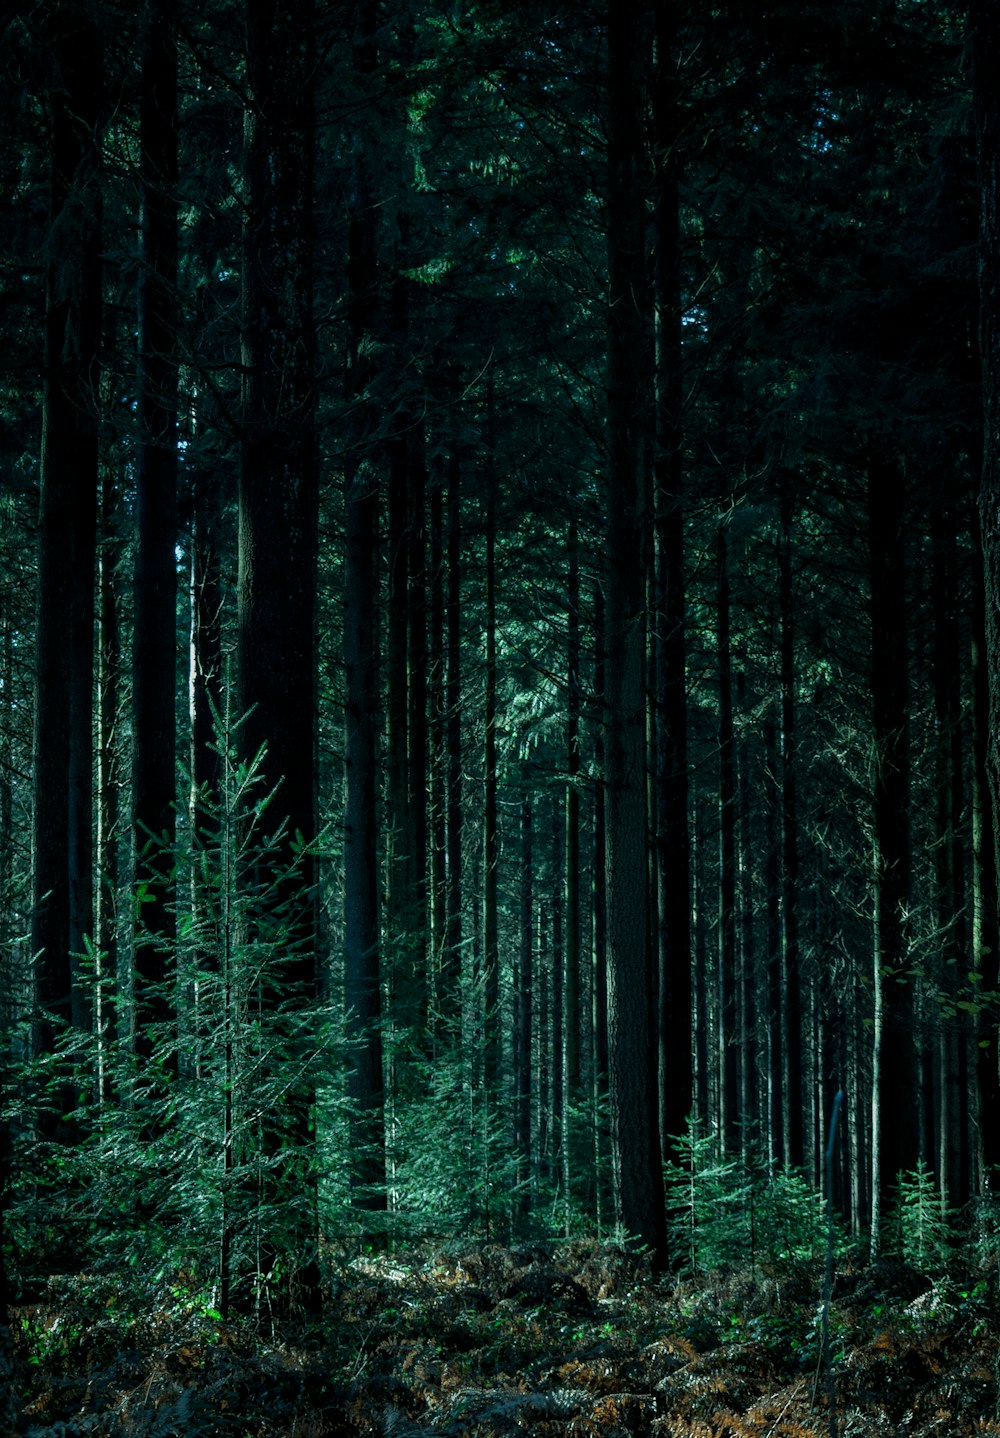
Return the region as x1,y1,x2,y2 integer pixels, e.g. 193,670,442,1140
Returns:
605,0,666,1264
592,580,609,1089
132,0,179,1071
562,504,580,1217
188,458,225,1081
763,720,784,1168
239,0,320,1297
736,671,756,1162
653,5,692,1168
968,7,1000,1183
971,506,1000,1180
406,428,429,1041
868,454,918,1251
189,464,225,820
428,466,446,1038
0,581,13,1310
779,483,804,1168
716,520,739,1153
482,390,500,1092
930,482,968,1206
444,453,463,1007
96,476,123,1102
32,8,102,1087
343,0,386,1224
514,788,533,1221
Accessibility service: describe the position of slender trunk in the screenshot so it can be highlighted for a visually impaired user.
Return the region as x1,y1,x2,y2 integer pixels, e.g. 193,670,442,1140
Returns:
779,484,803,1168
736,671,756,1162
868,454,918,1251
592,581,609,1090
972,0,1000,1199
386,418,409,1073
444,453,463,1005
482,389,500,1090
515,790,533,1220
972,508,1000,1178
32,9,102,1081
653,6,692,1167
428,467,446,1038
343,0,386,1219
188,459,225,1080
96,476,122,1101
239,0,320,1297
606,0,666,1264
931,483,968,1206
692,802,710,1124
132,0,179,1070
717,521,739,1152
406,427,429,1040
764,720,783,1168
563,505,581,1212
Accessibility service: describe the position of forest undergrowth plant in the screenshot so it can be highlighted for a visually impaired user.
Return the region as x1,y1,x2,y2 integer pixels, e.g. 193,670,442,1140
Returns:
385,1044,546,1244
889,1160,955,1269
4,731,347,1320
664,1120,828,1276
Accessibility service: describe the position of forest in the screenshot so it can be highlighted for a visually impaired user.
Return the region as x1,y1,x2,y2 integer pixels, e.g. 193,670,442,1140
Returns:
5,0,1000,1433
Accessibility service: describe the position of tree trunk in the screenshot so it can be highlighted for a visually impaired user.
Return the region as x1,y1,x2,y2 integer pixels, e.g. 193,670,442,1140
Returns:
32,8,102,1085
716,520,739,1153
971,505,1000,1180
428,465,446,1038
736,670,756,1162
96,476,123,1102
969,4,1000,1183
930,482,968,1206
605,0,666,1264
592,580,609,1090
239,0,320,1297
562,504,580,1217
482,390,500,1092
343,0,386,1223
779,483,804,1168
132,0,179,1071
653,5,692,1168
868,454,918,1251
763,720,784,1168
188,458,225,1081
444,453,463,1007
514,788,533,1221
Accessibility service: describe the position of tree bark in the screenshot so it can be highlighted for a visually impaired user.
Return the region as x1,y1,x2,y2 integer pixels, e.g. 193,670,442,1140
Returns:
97,477,123,1101
652,5,692,1171
970,0,1000,1185
868,454,918,1251
972,505,1000,1180
32,8,102,1083
343,0,387,1222
716,520,739,1153
606,0,667,1264
132,0,179,1071
562,504,581,1216
930,481,968,1206
514,788,533,1220
482,389,500,1092
779,483,804,1168
239,0,320,1296
444,453,464,1006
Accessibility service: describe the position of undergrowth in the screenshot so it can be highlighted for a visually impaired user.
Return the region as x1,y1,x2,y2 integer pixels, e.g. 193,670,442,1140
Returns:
8,1239,1000,1437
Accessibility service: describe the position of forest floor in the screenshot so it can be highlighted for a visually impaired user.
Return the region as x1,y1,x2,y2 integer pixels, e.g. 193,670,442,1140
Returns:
5,1239,1000,1437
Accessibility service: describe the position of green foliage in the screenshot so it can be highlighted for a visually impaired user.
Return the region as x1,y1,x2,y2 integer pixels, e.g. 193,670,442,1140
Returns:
888,1161,955,1269
664,1121,828,1275
3,730,345,1314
